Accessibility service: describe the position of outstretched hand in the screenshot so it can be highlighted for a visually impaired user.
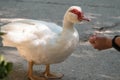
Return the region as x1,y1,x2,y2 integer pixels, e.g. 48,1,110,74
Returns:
89,34,112,50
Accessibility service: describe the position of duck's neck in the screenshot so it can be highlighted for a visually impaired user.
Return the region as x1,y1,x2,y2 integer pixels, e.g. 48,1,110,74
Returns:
62,19,74,32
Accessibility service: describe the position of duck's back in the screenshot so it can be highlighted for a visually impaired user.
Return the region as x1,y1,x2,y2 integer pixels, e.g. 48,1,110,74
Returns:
1,19,62,47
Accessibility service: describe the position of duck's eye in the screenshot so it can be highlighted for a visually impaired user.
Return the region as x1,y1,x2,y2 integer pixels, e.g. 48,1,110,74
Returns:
70,9,78,14
70,9,83,17
69,9,84,20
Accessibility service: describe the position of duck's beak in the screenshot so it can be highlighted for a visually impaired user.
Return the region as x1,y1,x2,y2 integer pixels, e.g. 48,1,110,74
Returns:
82,16,90,22
78,13,91,22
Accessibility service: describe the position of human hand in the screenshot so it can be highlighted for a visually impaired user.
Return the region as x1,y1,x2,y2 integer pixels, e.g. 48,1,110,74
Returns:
89,34,112,50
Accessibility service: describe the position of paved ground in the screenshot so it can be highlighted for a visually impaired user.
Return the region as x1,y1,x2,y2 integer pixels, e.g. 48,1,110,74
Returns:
0,0,120,80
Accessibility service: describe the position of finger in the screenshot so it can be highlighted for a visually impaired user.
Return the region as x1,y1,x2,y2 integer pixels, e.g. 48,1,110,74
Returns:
89,37,95,43
89,35,97,42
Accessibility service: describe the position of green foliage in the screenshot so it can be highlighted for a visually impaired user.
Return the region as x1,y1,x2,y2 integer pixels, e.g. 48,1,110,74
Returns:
0,32,6,35
0,55,13,79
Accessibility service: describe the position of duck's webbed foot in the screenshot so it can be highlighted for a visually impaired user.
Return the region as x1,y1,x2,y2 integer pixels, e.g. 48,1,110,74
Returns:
44,72,63,79
28,61,46,80
28,75,46,80
40,64,64,79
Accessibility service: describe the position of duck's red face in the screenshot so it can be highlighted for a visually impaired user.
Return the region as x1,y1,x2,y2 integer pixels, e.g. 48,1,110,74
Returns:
70,9,90,22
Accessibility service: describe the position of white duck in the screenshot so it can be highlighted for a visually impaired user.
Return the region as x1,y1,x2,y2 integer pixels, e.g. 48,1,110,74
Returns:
0,6,90,80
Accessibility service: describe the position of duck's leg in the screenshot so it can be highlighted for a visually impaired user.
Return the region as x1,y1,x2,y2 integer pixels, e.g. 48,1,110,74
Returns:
27,61,46,80
40,64,64,79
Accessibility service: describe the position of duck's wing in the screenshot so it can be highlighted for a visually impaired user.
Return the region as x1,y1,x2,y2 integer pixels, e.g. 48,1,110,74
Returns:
1,19,62,47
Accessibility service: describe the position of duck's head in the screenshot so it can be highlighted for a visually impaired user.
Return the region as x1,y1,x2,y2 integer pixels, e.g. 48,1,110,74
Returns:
64,6,90,23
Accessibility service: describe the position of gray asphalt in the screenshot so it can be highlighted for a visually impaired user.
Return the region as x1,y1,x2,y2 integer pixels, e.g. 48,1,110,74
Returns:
0,0,120,80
